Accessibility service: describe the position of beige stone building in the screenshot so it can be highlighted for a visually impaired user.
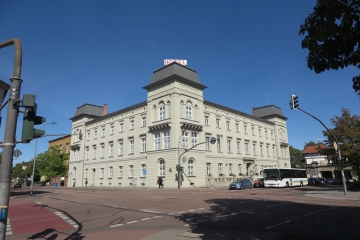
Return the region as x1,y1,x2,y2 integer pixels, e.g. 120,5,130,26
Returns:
68,62,290,188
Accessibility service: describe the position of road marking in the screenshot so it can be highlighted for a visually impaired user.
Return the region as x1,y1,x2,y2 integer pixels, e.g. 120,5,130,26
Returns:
152,216,162,219
54,211,78,228
6,219,12,235
109,223,123,228
126,220,138,224
167,213,174,215
141,218,152,221
188,209,196,212
177,211,184,214
197,208,205,210
140,210,160,214
230,213,238,215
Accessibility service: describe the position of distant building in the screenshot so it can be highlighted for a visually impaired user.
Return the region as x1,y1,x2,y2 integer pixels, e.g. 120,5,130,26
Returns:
48,135,71,186
68,62,291,188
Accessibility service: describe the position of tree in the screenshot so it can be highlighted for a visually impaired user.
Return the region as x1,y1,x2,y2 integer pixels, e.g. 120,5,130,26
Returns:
289,146,305,167
322,108,360,178
303,141,317,149
36,146,68,181
299,0,360,95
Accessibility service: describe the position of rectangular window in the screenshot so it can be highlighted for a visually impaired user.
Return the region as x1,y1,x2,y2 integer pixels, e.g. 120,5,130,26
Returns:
141,164,146,177
271,131,274,139
205,116,209,126
86,148,89,160
216,118,220,128
109,167,113,178
118,166,123,178
155,133,160,150
93,147,96,159
265,130,268,138
130,120,134,130
253,143,256,155
245,142,249,154
100,168,104,178
110,125,114,135
227,140,231,153
191,132,197,148
259,128,262,137
109,144,113,156
260,144,263,156
238,164,242,175
94,130,97,139
237,141,241,154
102,128,105,137
129,165,134,177
218,163,222,175
236,123,239,132
120,123,124,132
186,106,192,119
85,169,88,179
87,131,90,140
164,131,170,149
182,131,188,148
217,135,221,152
142,138,146,152
266,145,270,156
272,146,276,157
206,163,211,175
119,142,123,155
101,146,104,158
188,160,194,175
252,127,255,135
159,106,165,120
244,125,247,133
159,160,165,176
205,137,210,151
226,121,230,130
130,140,134,154
142,117,146,127
229,163,232,175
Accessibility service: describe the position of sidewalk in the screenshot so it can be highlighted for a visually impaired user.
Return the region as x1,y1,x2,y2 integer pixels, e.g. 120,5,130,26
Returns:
304,188,360,201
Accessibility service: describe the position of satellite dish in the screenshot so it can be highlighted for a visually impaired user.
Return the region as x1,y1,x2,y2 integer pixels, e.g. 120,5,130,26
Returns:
182,156,187,163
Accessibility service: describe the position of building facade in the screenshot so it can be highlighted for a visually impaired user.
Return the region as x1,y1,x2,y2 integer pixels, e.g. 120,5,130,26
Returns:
68,62,290,188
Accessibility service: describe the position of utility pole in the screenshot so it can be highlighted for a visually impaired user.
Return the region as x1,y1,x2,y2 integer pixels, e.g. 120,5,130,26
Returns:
0,38,22,240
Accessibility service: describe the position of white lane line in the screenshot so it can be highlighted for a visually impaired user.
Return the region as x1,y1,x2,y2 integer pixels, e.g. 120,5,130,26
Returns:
167,213,174,215
141,218,152,221
109,223,123,228
230,213,238,215
177,211,184,214
140,210,160,214
126,220,138,224
6,219,12,235
188,209,196,212
197,208,205,210
152,216,163,219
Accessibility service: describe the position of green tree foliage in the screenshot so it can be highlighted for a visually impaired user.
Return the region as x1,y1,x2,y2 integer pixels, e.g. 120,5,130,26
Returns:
299,0,360,95
303,141,317,149
11,161,39,183
36,146,68,181
289,146,305,168
322,108,360,178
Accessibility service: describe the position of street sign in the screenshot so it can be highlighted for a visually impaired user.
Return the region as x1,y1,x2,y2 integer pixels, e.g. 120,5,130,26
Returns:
22,166,27,170
13,149,22,158
142,170,147,175
209,137,217,144
182,156,187,163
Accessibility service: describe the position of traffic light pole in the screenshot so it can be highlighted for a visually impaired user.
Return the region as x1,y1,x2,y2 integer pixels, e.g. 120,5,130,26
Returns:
296,107,347,195
0,38,22,240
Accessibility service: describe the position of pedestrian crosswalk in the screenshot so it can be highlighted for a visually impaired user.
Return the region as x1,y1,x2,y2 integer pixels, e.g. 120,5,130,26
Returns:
6,218,12,235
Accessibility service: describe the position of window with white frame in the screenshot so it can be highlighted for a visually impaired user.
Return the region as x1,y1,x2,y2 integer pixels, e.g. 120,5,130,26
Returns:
155,133,160,150
141,138,146,152
159,106,165,120
216,118,220,128
182,132,188,148
280,146,283,157
229,163,232,175
85,169,88,179
130,140,134,154
245,142,249,154
142,117,146,127
94,130,97,139
237,141,241,154
93,146,97,159
101,128,105,137
86,148,89,160
164,131,170,149
218,163,222,175
226,121,230,130
265,130,268,138
101,145,104,158
206,163,211,175
272,146,276,157
236,123,239,132
119,142,123,155
120,123,124,132
87,131,90,140
205,116,209,126
227,140,231,153
266,145,270,156
73,149,80,161
238,164,242,175
188,159,194,175
191,132,197,148
118,166,123,178
253,143,256,155
159,159,165,176
217,135,221,152
259,128,262,137
252,126,255,135
244,124,247,133
130,120,134,130
140,164,146,177
100,168,104,178
109,167,113,178
129,165,134,177
205,137,210,151
110,125,114,135
260,144,263,156
271,131,274,139
109,143,114,156
186,105,192,119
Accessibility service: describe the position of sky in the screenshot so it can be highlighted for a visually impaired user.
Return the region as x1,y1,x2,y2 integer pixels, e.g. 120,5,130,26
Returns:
0,1,359,166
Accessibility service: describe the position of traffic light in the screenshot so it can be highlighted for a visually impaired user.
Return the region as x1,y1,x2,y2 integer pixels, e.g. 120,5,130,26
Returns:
21,94,46,143
291,94,299,109
180,166,184,172
176,165,180,172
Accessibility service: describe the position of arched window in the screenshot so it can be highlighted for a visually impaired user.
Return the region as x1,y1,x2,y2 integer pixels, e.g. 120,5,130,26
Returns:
188,159,194,175
159,102,165,120
73,167,77,179
186,102,192,119
159,159,165,176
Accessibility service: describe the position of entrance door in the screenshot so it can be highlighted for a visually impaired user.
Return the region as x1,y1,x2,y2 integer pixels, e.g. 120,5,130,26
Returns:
92,169,96,186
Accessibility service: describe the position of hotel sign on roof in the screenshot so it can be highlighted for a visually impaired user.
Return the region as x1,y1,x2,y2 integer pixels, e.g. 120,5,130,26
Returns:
164,59,187,66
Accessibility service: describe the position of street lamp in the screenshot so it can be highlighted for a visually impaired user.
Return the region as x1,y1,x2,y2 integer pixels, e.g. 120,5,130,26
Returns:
30,122,57,196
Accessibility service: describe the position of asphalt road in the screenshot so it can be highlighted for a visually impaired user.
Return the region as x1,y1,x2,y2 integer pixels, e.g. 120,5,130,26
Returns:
7,185,360,240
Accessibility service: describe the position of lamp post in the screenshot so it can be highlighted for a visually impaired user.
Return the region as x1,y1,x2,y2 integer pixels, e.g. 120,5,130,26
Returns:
177,132,187,189
30,122,57,196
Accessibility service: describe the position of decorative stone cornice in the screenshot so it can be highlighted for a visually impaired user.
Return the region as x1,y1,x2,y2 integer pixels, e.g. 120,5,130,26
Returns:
180,122,203,132
148,122,171,132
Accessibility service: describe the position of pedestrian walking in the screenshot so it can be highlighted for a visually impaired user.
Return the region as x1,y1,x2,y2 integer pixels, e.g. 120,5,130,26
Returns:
158,177,164,188
85,179,88,188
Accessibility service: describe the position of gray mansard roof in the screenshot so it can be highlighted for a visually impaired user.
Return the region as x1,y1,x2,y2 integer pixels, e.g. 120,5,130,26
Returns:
252,105,287,120
70,103,104,121
143,62,207,90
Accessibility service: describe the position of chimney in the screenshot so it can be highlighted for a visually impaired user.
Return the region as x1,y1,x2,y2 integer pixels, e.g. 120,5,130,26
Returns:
103,104,108,115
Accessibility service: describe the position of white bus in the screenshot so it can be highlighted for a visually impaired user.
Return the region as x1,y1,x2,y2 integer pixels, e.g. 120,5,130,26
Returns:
263,168,307,187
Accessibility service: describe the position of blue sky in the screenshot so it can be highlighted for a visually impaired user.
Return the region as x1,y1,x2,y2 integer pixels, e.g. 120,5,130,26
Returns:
1,1,359,165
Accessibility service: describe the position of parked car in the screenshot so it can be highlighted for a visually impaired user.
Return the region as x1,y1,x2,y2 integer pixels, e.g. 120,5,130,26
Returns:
253,177,264,188
229,178,253,190
323,178,337,185
308,178,325,186
14,183,22,188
